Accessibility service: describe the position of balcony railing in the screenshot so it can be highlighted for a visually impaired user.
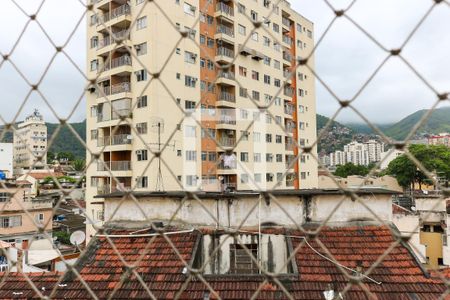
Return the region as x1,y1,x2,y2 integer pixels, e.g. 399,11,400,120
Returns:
285,121,296,133
219,91,236,102
111,4,131,19
218,161,237,169
283,51,292,62
283,35,292,45
218,71,235,80
97,161,132,171
216,2,234,16
285,143,295,151
284,104,295,115
282,17,291,27
97,82,131,98
98,30,129,49
217,115,236,125
216,47,235,58
284,86,294,97
102,55,132,72
216,25,235,37
98,134,132,147
219,137,236,147
112,108,132,120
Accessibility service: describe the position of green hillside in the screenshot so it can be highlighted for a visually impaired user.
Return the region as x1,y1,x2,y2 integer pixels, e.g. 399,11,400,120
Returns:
384,107,450,140
1,120,86,159
316,114,354,154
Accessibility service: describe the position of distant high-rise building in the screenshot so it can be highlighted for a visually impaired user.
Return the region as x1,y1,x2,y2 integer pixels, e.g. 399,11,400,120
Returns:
0,143,13,178
86,0,318,236
324,140,384,167
13,110,47,173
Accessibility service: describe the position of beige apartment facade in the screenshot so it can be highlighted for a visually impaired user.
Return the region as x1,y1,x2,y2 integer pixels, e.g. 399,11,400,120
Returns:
13,110,48,174
86,0,318,237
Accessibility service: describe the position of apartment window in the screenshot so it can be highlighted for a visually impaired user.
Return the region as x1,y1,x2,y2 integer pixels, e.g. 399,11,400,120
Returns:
253,132,261,143
186,175,197,186
200,35,206,44
207,38,214,48
263,74,271,85
90,14,97,26
239,88,248,97
251,10,258,21
240,174,249,184
299,89,305,97
299,122,305,130
184,51,197,64
252,91,260,101
251,32,258,41
239,66,247,77
136,122,148,134
254,153,261,162
274,79,281,87
266,153,273,162
251,71,259,81
0,193,10,203
265,134,272,143
186,150,197,161
136,0,144,4
240,130,249,141
90,59,98,71
90,129,98,140
207,60,214,70
298,73,304,81
184,26,196,39
238,3,246,14
0,216,21,228
136,69,148,81
238,24,246,36
90,37,98,49
35,213,44,224
299,105,305,113
276,154,283,162
273,42,280,52
276,135,282,143
273,23,279,33
301,172,307,180
176,48,181,55
135,42,147,55
275,97,281,105
254,174,261,182
274,60,280,69
184,3,196,16
185,100,196,110
136,149,148,161
307,30,312,38
200,58,206,68
266,173,274,182
208,152,217,161
240,109,248,119
185,76,197,87
297,23,302,32
263,0,271,8
185,125,196,137
265,114,272,124
136,16,147,30
136,176,148,188
137,95,148,108
263,36,270,47
263,56,271,65
240,152,249,162
90,106,97,117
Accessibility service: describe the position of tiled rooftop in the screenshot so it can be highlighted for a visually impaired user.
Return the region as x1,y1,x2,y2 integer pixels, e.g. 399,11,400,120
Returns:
0,224,448,299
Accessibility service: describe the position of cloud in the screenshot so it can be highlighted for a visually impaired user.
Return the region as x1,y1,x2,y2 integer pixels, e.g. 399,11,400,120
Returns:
0,0,448,125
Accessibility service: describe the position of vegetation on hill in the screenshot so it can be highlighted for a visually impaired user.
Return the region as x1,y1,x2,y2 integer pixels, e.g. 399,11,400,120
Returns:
316,114,354,154
345,107,450,140
333,163,375,178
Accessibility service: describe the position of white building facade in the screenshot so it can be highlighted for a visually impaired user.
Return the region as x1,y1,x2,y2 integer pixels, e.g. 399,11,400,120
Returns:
0,143,13,178
323,140,384,167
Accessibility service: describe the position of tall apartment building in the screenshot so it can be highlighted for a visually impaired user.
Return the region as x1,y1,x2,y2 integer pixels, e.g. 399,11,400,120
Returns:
0,143,13,178
86,0,318,236
325,140,384,167
13,110,47,174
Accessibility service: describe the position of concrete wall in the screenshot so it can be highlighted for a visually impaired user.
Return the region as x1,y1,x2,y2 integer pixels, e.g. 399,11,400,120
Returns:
392,212,426,263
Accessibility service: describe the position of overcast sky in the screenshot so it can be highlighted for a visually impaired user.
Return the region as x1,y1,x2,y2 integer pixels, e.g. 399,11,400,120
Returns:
0,0,448,125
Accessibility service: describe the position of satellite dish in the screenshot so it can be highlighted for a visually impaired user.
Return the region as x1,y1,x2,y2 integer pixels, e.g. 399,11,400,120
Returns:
70,231,86,246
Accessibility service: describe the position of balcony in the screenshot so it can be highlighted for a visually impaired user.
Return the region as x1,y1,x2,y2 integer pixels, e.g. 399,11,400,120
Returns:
97,4,131,29
284,86,294,97
283,51,292,62
97,134,132,147
218,136,236,147
217,91,236,108
282,35,293,46
97,160,132,172
217,71,236,86
284,104,295,116
215,47,235,64
215,25,235,43
215,2,234,22
218,161,237,170
285,121,296,133
97,82,131,99
101,55,132,75
97,30,130,54
282,17,291,28
285,143,296,151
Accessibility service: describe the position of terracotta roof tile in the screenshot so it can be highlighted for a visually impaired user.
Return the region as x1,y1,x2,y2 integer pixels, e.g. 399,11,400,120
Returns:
0,225,448,299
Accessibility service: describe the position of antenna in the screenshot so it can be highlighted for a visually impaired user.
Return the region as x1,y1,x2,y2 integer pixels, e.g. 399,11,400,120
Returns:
70,230,86,247
149,117,165,191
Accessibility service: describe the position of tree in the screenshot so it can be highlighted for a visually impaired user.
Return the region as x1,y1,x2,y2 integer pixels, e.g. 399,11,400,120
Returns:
72,159,86,172
57,151,75,162
333,163,370,178
386,144,450,189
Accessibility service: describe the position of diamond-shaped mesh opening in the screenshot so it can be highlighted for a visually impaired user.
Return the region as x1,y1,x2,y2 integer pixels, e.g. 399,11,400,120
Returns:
0,0,449,299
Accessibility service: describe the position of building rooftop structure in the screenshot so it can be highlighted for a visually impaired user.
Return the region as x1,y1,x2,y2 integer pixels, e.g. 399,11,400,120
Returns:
0,223,447,299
